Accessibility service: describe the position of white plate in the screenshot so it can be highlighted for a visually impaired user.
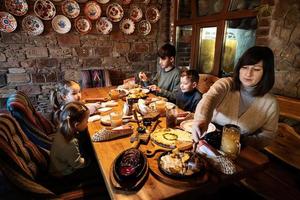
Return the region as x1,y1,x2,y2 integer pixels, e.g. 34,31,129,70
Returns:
96,17,113,35
180,120,216,134
98,107,112,113
5,0,28,16
84,1,102,20
0,12,17,33
34,0,56,20
106,3,124,22
119,18,135,35
74,16,92,34
129,5,142,22
142,88,150,94
138,20,151,36
145,6,160,23
22,15,44,36
52,15,71,34
61,0,80,19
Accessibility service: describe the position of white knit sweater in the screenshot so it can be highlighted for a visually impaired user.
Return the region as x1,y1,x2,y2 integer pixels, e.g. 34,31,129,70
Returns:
194,77,279,149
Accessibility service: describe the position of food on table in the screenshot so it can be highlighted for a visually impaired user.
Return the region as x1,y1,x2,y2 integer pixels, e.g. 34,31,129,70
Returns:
151,128,192,149
127,88,147,99
159,151,205,176
119,148,142,176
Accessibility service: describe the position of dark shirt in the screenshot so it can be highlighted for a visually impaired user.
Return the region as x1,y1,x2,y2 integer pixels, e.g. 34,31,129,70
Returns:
176,89,202,112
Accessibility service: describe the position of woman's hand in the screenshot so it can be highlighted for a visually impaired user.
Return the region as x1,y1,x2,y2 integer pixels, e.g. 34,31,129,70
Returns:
139,72,148,82
191,119,209,143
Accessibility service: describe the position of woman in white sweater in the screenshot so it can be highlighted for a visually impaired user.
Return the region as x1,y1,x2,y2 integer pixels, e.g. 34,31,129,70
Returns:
192,46,279,149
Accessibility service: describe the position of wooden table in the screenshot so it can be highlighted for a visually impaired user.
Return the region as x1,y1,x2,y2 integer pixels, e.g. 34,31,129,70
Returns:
83,87,269,200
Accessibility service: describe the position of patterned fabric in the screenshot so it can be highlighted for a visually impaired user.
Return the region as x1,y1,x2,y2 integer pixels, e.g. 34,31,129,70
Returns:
81,69,111,88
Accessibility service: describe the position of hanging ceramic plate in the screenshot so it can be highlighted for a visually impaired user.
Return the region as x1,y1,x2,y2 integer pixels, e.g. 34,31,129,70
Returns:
141,0,150,4
34,0,56,20
76,0,88,3
138,20,151,36
61,0,80,19
52,0,64,2
74,16,92,34
5,0,28,16
119,18,135,35
145,6,160,23
106,3,124,22
22,15,44,36
96,17,112,34
52,15,71,34
129,5,142,22
97,0,110,4
121,0,131,5
84,1,102,20
0,12,17,33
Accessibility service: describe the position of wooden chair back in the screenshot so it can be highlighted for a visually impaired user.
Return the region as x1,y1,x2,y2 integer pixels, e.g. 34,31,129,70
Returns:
197,74,219,93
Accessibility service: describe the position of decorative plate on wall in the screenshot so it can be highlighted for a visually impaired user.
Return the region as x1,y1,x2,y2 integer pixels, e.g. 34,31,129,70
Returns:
52,15,71,34
74,16,92,34
145,6,160,23
0,12,17,33
76,0,88,3
52,0,64,2
119,18,135,35
129,5,142,22
84,1,102,20
138,20,151,36
106,3,124,22
22,15,44,36
121,0,131,5
5,0,28,16
61,0,80,19
96,17,113,34
34,0,56,20
97,0,110,4
141,0,150,4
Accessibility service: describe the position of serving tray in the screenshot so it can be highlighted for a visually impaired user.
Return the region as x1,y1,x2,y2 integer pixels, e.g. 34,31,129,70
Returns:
148,152,209,188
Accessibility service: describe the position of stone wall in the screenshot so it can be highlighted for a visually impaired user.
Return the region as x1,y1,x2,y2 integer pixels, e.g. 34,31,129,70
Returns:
256,0,300,98
0,0,170,115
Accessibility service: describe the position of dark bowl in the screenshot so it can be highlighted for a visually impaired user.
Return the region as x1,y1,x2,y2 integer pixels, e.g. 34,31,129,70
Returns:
158,151,206,179
113,148,147,183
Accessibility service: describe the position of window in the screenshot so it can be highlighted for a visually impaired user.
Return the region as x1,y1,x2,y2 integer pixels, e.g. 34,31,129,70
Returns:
173,0,262,76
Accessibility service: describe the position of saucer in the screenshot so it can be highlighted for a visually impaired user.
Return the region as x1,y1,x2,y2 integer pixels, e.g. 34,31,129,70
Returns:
96,17,113,35
138,20,151,36
61,0,80,19
52,15,71,34
74,16,92,34
22,15,44,36
106,3,124,22
84,1,102,20
145,6,160,23
129,5,143,22
0,12,17,33
119,18,135,35
5,0,28,16
34,0,56,20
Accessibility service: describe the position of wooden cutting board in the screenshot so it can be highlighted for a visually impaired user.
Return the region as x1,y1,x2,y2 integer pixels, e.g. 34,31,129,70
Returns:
148,153,209,188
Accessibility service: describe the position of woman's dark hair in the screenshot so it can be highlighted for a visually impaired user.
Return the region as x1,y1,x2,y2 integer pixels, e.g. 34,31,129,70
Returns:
157,43,176,59
232,46,275,96
181,69,199,83
59,101,89,142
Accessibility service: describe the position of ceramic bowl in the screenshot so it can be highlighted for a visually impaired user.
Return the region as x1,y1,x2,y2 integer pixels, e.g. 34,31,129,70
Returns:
84,1,102,20
34,0,56,20
96,17,113,35
61,0,80,19
106,3,124,22
52,15,71,34
5,0,28,16
74,16,92,34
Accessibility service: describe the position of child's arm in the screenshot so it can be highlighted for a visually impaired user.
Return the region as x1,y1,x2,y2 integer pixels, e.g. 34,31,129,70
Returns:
66,139,86,169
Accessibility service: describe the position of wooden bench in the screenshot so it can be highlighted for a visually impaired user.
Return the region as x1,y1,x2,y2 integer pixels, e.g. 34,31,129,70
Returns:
264,95,300,170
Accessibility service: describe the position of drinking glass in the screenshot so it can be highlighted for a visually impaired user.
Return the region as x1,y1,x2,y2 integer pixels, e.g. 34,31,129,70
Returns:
220,124,241,159
109,89,119,100
155,100,166,117
166,106,177,128
110,111,123,127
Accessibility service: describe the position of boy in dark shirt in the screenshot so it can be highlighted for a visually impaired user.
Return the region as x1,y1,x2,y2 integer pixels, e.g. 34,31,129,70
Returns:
139,43,180,102
176,69,202,112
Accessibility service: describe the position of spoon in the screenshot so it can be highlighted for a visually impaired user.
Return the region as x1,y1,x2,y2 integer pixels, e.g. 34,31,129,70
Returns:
187,142,202,171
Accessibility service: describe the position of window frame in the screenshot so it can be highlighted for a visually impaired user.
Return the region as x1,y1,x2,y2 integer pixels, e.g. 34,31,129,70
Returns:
173,0,260,76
